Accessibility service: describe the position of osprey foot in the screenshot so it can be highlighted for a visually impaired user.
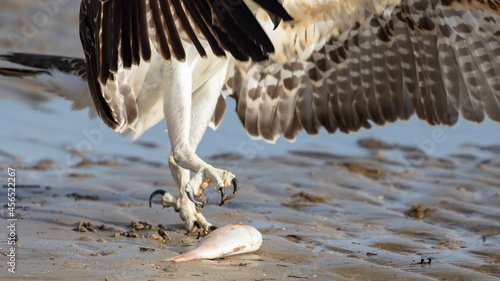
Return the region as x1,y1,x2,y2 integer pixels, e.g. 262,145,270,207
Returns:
185,167,238,208
149,189,213,234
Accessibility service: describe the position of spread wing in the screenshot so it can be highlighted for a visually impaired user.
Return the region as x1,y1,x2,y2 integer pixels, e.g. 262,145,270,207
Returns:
79,0,292,132
225,0,500,142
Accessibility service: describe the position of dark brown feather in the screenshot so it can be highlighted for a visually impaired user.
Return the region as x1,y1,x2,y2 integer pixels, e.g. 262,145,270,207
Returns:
111,0,122,72
100,0,114,83
129,0,141,65
121,0,134,68
80,0,119,129
183,0,226,57
150,0,171,60
0,53,86,77
170,0,206,57
159,0,185,60
136,0,151,61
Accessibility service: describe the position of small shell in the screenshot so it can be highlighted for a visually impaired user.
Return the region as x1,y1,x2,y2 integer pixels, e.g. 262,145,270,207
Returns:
169,224,262,262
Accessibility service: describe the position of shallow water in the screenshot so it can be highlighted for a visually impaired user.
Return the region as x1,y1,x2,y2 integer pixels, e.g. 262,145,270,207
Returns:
0,1,499,280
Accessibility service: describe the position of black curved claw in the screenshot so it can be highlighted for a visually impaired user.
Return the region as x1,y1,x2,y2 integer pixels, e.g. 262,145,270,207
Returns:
186,190,205,208
219,178,238,206
149,189,166,208
219,185,226,204
193,221,202,239
193,220,202,230
193,221,218,238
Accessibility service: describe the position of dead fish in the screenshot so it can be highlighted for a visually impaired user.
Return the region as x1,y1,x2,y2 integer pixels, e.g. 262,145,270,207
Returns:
169,224,262,262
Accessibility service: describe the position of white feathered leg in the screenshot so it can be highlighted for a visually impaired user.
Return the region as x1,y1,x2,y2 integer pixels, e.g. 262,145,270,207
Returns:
157,55,234,233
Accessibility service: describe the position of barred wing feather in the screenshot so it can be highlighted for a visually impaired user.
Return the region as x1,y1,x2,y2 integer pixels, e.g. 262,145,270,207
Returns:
225,0,500,142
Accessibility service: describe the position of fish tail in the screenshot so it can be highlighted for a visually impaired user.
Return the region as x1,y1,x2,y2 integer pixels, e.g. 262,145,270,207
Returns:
168,252,198,262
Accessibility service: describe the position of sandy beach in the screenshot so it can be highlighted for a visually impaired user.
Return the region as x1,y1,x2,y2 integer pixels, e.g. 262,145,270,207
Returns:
1,1,499,280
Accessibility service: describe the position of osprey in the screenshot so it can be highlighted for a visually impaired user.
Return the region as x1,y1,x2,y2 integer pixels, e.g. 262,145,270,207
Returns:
1,0,500,233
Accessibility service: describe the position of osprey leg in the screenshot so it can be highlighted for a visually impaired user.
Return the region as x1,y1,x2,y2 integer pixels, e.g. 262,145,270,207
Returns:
159,57,237,234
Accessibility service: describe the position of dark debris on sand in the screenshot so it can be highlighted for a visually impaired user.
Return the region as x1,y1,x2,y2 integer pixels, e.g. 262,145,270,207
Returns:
405,205,437,219
412,258,432,266
139,247,155,253
118,221,171,242
73,218,171,243
282,191,328,209
357,138,399,150
67,192,99,201
327,161,402,180
73,220,170,242
74,221,109,233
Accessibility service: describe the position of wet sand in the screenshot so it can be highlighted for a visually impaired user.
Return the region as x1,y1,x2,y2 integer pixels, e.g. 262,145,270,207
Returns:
1,138,500,280
1,1,500,280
